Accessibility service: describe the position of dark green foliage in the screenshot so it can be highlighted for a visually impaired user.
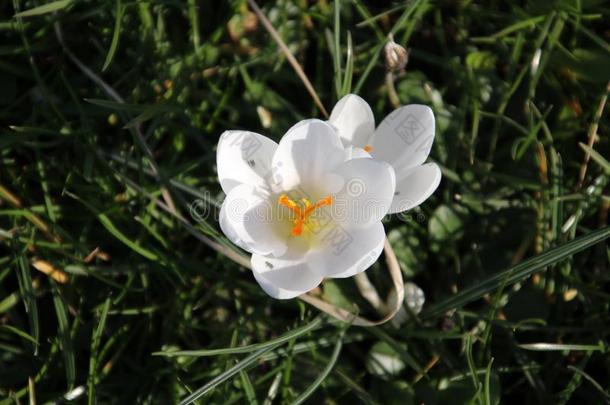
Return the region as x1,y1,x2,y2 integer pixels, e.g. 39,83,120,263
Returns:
1,0,609,403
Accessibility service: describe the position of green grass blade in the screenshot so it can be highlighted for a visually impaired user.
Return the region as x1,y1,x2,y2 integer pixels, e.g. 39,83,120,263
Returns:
52,282,76,389
88,297,111,405
518,343,604,352
84,98,153,112
341,31,354,96
178,345,278,405
471,15,546,42
13,0,72,17
465,335,483,404
566,365,610,401
422,226,610,318
484,358,494,405
239,370,258,405
291,328,345,405
153,316,324,357
64,191,159,262
333,0,342,98
580,143,610,173
0,324,38,345
353,0,425,93
101,0,124,72
14,249,39,354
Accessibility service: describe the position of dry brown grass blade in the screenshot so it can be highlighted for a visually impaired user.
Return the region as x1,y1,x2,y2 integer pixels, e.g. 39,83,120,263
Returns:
247,0,329,118
32,259,69,284
0,183,62,243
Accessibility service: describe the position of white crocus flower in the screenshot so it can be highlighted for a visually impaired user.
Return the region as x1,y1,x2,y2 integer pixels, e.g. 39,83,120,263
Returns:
329,94,441,214
217,119,396,299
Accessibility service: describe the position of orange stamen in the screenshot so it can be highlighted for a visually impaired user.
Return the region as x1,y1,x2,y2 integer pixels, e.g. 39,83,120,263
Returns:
364,144,373,152
278,194,333,236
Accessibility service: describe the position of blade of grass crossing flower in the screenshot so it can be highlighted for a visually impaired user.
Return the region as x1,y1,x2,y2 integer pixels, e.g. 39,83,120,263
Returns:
88,297,110,405
422,226,610,318
101,0,124,72
51,281,76,389
291,327,346,405
13,0,72,17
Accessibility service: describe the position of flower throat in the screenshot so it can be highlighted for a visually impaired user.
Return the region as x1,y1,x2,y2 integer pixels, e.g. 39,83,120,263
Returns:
278,194,333,236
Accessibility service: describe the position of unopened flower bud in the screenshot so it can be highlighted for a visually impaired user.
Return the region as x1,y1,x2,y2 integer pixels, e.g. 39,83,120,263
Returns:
384,35,409,73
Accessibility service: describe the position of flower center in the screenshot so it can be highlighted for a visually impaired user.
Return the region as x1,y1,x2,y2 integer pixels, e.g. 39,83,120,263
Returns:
278,194,333,236
364,144,373,152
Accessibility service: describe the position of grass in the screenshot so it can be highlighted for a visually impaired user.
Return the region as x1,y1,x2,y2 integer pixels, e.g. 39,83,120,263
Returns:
1,0,609,403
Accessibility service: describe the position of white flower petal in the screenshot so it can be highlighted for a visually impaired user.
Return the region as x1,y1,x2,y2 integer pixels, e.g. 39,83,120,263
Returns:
251,246,322,299
371,105,435,172
219,184,287,256
329,94,375,148
333,158,395,227
217,130,278,194
307,221,385,278
389,163,441,214
271,119,345,192
219,204,251,252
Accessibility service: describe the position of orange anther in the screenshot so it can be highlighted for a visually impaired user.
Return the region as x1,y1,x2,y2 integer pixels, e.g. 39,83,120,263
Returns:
278,194,333,236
